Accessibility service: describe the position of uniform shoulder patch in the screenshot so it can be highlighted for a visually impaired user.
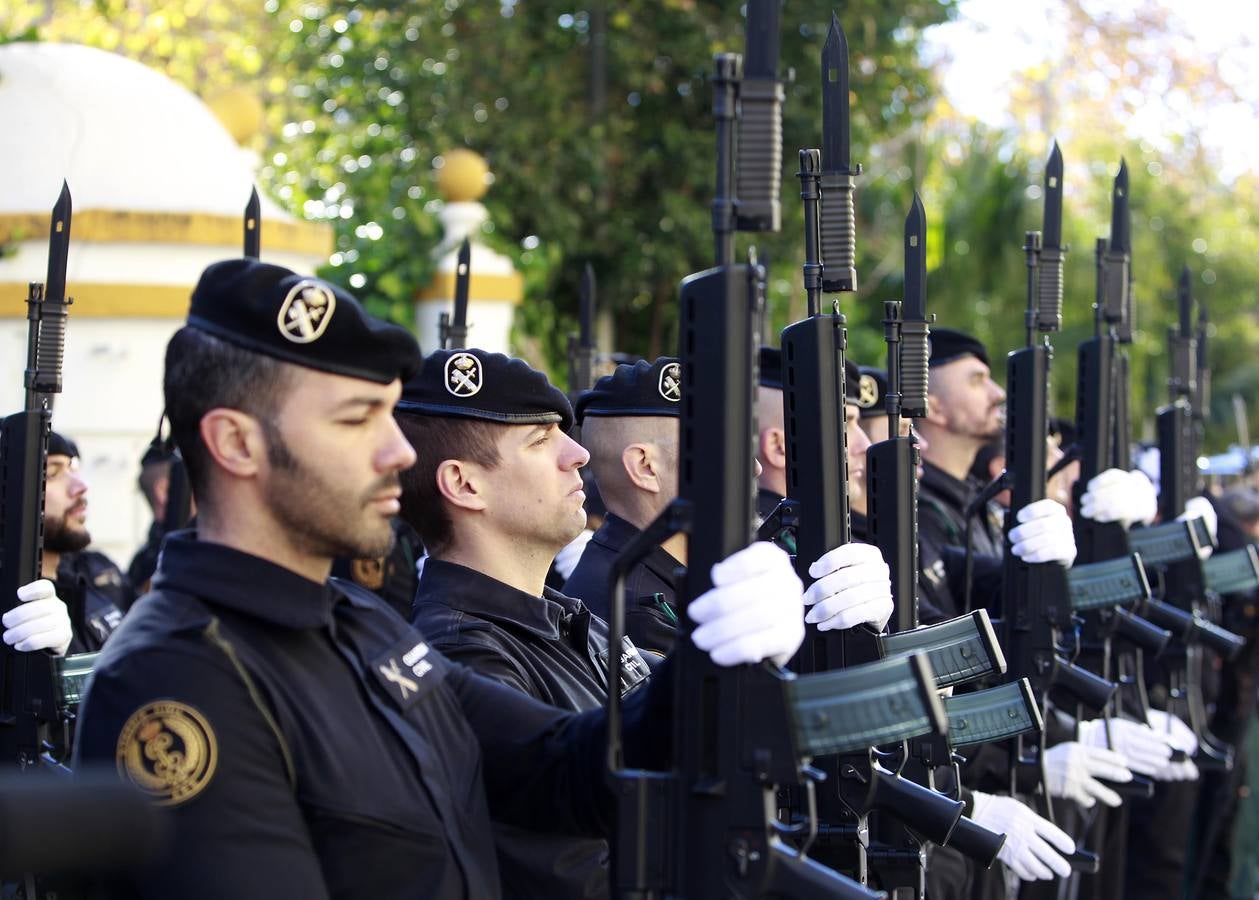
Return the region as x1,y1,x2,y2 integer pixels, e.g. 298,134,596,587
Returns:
116,700,218,807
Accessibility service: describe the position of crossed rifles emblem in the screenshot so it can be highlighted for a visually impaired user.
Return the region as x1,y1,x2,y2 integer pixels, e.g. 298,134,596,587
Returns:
277,281,336,344
658,362,682,402
445,352,483,397
378,659,419,700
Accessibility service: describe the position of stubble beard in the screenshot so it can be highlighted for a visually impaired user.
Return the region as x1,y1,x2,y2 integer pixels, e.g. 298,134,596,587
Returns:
44,507,91,554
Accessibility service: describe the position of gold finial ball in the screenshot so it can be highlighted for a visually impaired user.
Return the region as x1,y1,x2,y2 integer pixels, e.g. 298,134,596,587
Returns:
207,87,265,145
436,149,490,202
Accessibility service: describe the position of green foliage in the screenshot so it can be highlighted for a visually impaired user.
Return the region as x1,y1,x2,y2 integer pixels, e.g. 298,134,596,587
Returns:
267,0,957,378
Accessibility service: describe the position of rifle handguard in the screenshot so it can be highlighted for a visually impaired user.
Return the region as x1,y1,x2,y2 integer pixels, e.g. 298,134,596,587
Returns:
1036,245,1065,333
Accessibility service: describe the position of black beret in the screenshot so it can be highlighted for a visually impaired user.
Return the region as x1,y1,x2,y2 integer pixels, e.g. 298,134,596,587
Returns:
48,431,79,459
575,357,682,424
187,258,420,385
856,366,888,418
759,346,861,403
758,346,783,390
928,327,989,368
395,348,573,432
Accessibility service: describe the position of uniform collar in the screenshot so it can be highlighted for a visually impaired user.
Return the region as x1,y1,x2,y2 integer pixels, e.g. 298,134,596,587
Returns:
152,531,340,629
417,558,583,641
593,514,684,578
757,487,784,521
920,461,977,513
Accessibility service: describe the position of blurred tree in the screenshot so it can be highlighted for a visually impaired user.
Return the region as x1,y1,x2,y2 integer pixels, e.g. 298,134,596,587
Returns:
264,0,957,373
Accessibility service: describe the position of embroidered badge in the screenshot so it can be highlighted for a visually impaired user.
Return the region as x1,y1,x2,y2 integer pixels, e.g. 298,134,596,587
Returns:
445,352,482,398
351,557,386,591
116,701,218,807
658,362,681,402
858,373,879,409
372,637,443,710
277,280,336,344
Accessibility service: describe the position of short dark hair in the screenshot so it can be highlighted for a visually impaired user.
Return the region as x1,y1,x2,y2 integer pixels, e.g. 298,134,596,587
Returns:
163,327,294,501
395,413,505,555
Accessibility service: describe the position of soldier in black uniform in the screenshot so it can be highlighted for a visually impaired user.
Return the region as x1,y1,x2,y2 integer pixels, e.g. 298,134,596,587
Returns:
396,348,656,899
73,259,809,899
566,355,893,657
40,430,129,650
126,440,175,596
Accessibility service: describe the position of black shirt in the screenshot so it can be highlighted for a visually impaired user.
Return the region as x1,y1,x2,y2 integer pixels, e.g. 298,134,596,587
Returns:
74,534,666,900
562,514,683,659
413,559,651,900
917,462,1006,623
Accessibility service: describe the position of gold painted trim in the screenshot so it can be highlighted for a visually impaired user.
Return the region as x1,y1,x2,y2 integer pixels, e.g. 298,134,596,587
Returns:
0,209,332,257
415,270,523,304
0,282,190,318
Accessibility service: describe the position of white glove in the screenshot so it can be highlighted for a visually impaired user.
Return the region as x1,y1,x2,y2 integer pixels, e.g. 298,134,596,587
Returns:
5,580,73,656
1078,717,1173,777
1145,709,1200,781
803,543,894,632
1078,469,1158,529
1009,498,1077,566
553,529,593,581
688,542,805,667
1043,741,1131,809
970,791,1074,881
1179,496,1218,559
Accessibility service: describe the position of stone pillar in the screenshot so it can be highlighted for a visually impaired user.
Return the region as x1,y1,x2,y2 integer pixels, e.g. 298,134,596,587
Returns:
414,149,522,354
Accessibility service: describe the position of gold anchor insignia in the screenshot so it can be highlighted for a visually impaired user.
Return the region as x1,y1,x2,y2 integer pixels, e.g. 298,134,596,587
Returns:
116,701,218,807
277,280,337,344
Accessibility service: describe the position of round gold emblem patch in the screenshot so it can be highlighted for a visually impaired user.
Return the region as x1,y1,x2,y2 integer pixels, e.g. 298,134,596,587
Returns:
351,557,386,591
116,701,218,807
858,373,879,409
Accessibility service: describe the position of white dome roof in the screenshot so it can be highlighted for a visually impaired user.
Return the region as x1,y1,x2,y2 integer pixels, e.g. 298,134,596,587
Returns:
0,42,288,218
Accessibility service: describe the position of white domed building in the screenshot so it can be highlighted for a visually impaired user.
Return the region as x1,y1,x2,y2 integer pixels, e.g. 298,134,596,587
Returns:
0,42,331,567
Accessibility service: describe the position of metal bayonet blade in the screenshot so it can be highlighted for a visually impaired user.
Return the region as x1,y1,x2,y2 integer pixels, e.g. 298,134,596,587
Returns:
1109,159,1129,255
45,181,72,304
453,238,471,328
1043,141,1063,250
579,263,596,345
821,13,852,174
742,0,780,79
903,192,927,320
244,186,261,259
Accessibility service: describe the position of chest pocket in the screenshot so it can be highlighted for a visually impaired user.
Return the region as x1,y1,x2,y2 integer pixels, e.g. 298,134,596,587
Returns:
370,634,451,712
599,636,651,696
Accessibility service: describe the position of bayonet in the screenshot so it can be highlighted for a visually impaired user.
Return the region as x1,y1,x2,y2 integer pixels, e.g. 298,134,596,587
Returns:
1035,142,1065,332
1101,161,1131,332
819,13,860,293
244,187,261,259
440,238,471,350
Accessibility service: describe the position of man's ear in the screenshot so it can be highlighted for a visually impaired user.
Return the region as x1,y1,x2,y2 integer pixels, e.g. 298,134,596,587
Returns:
199,409,266,480
622,443,662,495
435,459,489,512
758,426,787,471
924,390,950,428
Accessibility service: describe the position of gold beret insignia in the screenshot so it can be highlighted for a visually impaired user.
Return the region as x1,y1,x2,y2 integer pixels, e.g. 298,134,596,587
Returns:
858,373,879,409
116,701,218,807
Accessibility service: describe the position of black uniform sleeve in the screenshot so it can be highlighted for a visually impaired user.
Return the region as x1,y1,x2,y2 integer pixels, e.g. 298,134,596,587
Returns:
435,634,535,696
447,657,673,837
73,645,329,900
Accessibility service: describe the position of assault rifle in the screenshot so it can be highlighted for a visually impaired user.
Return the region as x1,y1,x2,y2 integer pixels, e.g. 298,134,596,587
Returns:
0,183,74,770
604,6,949,896
779,20,966,890
866,197,1034,878
438,238,471,350
997,156,1115,849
